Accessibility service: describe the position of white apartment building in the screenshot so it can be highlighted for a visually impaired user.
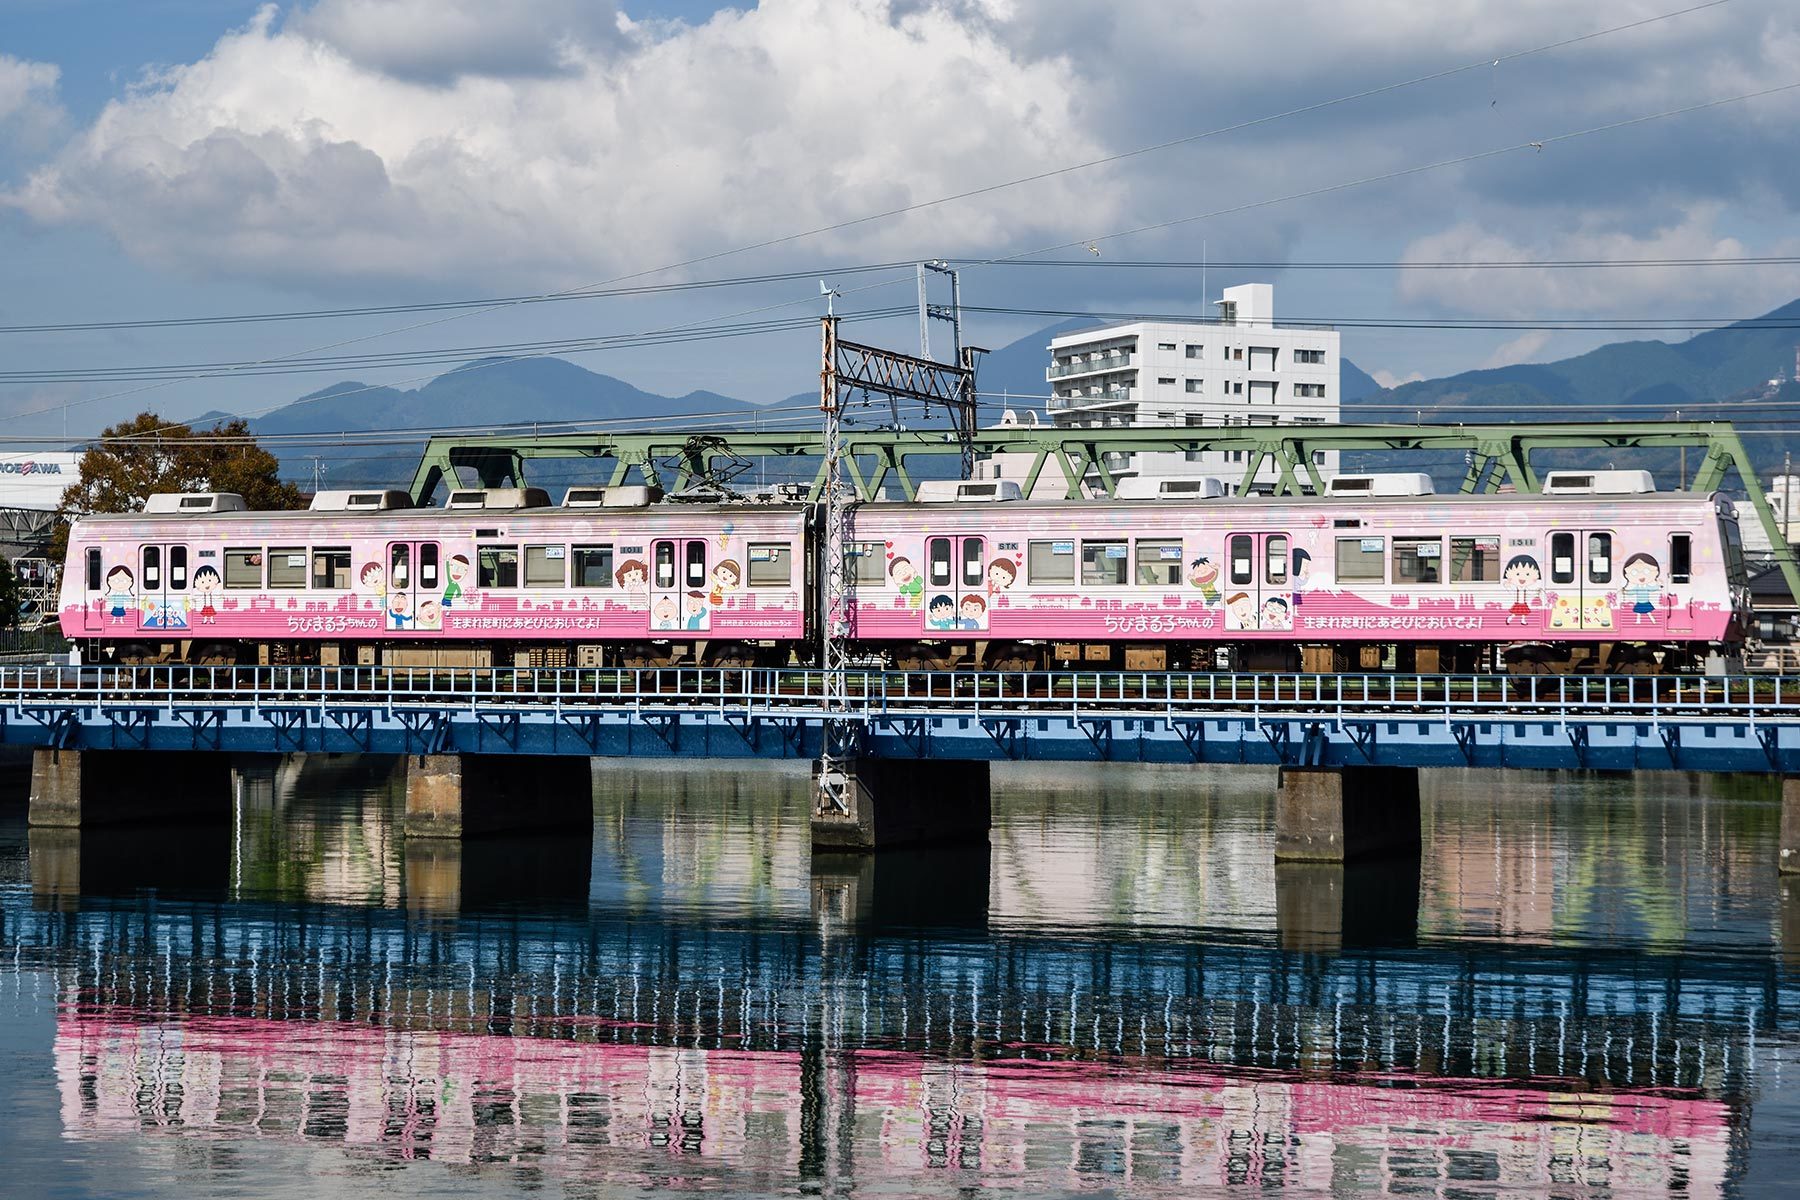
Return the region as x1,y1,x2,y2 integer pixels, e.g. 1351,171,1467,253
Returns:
1041,283,1340,490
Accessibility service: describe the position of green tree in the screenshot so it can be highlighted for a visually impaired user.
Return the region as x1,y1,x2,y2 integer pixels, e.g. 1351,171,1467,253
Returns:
52,412,303,558
0,556,19,631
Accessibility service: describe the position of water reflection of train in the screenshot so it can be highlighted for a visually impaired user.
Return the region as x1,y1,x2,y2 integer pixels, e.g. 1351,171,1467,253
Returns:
56,1009,1731,1195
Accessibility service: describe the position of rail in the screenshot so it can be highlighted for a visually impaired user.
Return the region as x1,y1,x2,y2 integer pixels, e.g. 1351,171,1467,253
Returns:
6,666,1800,722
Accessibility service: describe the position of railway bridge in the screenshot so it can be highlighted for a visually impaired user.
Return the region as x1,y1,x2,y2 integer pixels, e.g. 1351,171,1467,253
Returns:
6,664,1800,871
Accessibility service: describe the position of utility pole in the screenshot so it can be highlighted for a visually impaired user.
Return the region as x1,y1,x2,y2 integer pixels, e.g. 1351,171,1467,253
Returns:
308,456,326,493
814,303,856,817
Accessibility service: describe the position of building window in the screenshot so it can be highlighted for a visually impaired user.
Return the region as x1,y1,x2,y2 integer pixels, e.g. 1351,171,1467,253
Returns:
1233,382,1244,395
1294,383,1327,398
1233,347,1244,361
1184,379,1204,393
1157,342,1176,351
1295,348,1326,364
1185,344,1202,359
1157,376,1176,385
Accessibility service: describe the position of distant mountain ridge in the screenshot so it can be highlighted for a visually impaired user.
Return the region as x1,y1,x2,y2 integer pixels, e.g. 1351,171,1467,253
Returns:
222,297,1800,491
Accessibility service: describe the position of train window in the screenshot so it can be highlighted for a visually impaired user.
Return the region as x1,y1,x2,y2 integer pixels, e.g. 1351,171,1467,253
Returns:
478,545,519,589
524,545,566,588
654,542,676,589
1028,540,1076,585
268,546,308,589
312,548,351,589
1550,533,1575,585
1082,541,1128,586
168,546,187,590
849,542,886,586
1587,533,1612,583
225,548,263,588
748,543,792,586
1393,538,1441,585
572,545,614,587
420,543,439,589
1135,541,1183,586
85,549,101,591
1448,536,1500,582
1265,535,1288,585
961,539,984,588
141,545,160,591
686,540,708,589
1334,536,1384,582
1229,535,1253,586
1669,533,1692,584
928,538,952,587
390,544,410,589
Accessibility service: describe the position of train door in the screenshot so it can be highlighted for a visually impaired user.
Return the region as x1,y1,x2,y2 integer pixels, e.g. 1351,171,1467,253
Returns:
82,547,104,632
385,541,441,631
137,543,189,630
1548,529,1615,631
650,538,710,632
1224,532,1289,630
926,535,987,631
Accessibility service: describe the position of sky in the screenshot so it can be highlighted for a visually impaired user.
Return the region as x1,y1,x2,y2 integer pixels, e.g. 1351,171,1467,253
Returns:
3,0,1800,440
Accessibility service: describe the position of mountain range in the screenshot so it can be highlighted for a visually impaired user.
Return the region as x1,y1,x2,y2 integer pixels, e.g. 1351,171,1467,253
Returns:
219,298,1800,492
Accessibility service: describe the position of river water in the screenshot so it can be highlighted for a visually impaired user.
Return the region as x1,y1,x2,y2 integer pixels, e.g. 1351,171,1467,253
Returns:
0,758,1795,1198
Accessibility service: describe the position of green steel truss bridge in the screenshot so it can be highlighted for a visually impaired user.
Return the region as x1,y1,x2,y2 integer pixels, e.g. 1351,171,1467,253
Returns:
405,419,1800,599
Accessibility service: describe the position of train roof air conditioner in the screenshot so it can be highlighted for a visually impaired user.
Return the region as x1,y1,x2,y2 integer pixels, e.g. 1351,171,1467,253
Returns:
309,489,411,511
143,492,248,514
1324,473,1434,497
602,485,661,508
1117,475,1228,500
445,487,552,510
1542,470,1655,495
915,480,1023,503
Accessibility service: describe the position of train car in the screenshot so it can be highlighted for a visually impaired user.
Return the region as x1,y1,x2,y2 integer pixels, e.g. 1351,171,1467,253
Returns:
845,471,1749,674
59,469,1750,674
59,487,808,667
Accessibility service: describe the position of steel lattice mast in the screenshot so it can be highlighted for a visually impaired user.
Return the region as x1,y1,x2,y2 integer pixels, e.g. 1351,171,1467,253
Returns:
814,313,856,814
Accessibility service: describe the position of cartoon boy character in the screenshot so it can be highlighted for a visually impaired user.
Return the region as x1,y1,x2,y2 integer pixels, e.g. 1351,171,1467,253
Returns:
684,591,709,630
103,565,134,625
442,555,471,608
416,598,443,631
388,592,414,630
191,565,221,625
652,596,679,629
1188,557,1221,603
1619,553,1662,625
709,559,741,606
1502,554,1543,626
959,594,987,630
359,562,385,597
1225,591,1258,630
890,557,923,610
986,558,1016,594
926,594,957,630
1260,595,1292,630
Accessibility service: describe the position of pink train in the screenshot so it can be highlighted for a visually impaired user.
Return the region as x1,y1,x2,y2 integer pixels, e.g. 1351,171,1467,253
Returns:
58,470,1751,672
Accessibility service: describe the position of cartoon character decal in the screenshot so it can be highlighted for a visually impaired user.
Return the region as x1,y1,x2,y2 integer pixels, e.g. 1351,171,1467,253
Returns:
1188,557,1221,604
1260,595,1293,630
615,559,650,612
684,591,710,631
416,597,443,631
652,596,679,630
1225,591,1258,631
986,558,1017,595
890,557,923,610
191,565,221,625
1290,549,1315,592
1503,554,1542,626
358,562,385,599
709,559,741,607
387,591,414,630
926,594,957,631
1620,553,1663,625
442,555,471,608
959,594,988,631
103,566,134,626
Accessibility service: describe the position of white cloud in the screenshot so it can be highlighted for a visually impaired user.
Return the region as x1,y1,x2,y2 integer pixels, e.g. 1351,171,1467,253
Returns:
1,0,1108,287
0,55,67,152
1371,368,1424,389
1480,330,1551,369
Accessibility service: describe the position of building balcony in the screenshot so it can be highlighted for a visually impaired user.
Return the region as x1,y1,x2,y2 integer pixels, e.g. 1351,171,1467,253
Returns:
1048,389,1134,412
1047,352,1134,380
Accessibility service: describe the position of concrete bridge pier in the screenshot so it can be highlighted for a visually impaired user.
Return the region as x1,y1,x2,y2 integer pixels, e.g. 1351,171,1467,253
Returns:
400,753,594,839
810,845,991,928
29,748,233,828
810,757,991,852
1275,860,1421,953
1275,766,1422,862
1781,777,1800,875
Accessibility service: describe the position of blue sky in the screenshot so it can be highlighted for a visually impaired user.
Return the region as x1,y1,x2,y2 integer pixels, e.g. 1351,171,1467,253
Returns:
3,0,1799,441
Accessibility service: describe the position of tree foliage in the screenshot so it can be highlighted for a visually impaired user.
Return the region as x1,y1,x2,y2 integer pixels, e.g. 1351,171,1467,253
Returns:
0,557,19,632
52,412,303,558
